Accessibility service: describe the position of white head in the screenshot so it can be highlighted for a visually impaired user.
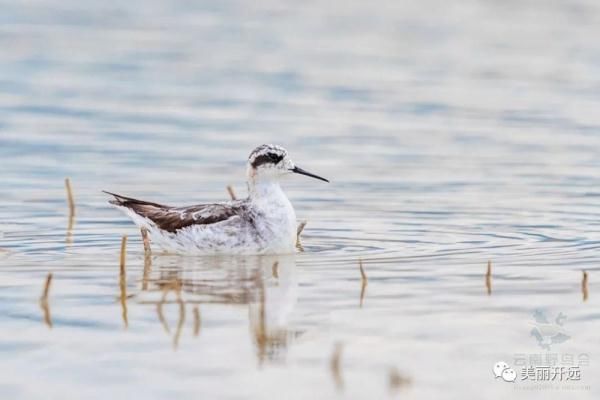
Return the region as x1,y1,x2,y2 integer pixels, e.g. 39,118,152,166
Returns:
246,144,329,184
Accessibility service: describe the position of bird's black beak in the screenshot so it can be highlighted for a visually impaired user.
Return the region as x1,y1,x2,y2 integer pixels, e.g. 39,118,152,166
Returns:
290,166,329,183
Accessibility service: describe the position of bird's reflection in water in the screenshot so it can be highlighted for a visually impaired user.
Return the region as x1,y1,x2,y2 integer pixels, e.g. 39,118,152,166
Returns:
137,254,299,362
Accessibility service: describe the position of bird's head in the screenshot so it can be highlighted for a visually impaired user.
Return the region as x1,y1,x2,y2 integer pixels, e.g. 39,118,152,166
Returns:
246,144,329,184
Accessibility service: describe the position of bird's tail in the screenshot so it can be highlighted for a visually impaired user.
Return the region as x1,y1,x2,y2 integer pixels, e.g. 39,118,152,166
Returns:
102,190,165,208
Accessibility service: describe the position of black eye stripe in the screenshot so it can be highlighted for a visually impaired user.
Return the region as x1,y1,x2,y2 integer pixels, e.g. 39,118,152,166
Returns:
252,152,284,168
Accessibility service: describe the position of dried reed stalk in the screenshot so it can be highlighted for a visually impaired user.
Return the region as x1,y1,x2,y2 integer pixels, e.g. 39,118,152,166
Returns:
141,228,151,254
330,342,344,390
227,185,236,200
296,221,307,249
65,178,75,217
193,306,201,337
389,367,412,392
359,259,368,307
65,178,75,244
39,273,53,328
119,236,128,328
272,261,279,279
173,288,185,350
485,261,492,296
141,228,152,290
253,269,268,363
157,289,171,335
582,270,589,302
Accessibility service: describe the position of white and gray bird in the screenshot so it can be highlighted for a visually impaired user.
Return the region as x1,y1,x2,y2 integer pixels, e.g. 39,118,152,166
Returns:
104,144,329,254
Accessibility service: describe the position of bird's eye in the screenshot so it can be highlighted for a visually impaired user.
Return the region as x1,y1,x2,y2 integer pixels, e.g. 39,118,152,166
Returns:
269,153,280,162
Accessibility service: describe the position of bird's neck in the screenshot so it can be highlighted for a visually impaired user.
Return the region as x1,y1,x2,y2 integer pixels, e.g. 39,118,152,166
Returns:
248,179,286,202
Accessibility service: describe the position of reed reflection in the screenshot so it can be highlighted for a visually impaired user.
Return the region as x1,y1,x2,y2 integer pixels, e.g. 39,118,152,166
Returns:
138,254,299,361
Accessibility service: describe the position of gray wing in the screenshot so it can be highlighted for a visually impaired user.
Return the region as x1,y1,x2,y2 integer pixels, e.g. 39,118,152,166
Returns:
104,191,245,233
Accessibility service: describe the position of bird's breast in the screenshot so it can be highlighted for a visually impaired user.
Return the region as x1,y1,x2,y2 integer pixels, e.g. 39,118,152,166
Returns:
250,196,297,251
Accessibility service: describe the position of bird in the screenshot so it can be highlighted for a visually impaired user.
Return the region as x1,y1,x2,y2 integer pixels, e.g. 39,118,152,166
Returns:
104,144,329,254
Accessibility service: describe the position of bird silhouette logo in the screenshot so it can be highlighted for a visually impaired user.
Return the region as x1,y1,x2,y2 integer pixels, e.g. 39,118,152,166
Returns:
529,310,570,350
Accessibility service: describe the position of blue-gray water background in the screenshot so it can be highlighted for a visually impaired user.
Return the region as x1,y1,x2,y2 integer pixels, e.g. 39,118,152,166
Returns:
1,1,599,399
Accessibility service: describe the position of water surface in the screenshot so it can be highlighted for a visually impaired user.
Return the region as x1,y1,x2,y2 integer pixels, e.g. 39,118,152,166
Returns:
1,1,600,399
